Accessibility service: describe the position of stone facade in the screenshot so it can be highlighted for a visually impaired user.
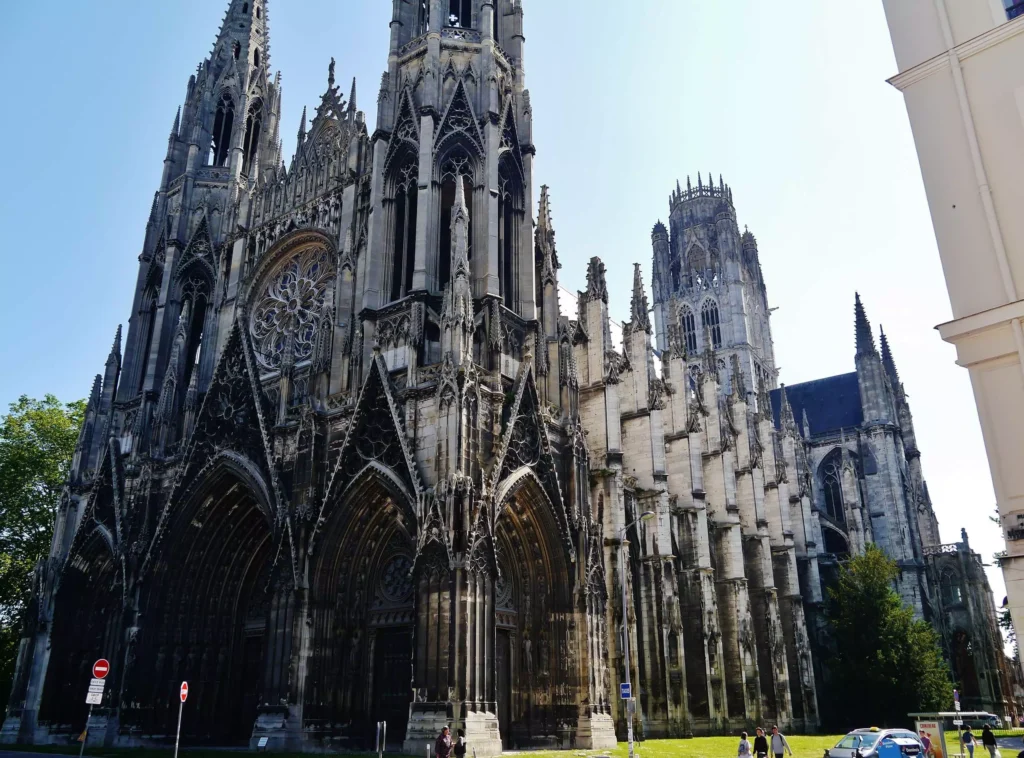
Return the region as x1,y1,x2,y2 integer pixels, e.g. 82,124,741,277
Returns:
1,0,1017,752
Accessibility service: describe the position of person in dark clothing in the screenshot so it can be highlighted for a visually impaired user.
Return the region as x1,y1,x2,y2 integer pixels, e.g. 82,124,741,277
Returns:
982,726,998,758
753,727,770,758
453,729,467,758
435,726,453,758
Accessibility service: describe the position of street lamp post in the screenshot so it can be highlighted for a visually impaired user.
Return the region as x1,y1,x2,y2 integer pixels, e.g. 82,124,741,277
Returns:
619,510,655,758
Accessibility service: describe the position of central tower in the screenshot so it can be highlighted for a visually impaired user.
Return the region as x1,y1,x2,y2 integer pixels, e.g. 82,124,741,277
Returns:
651,176,776,398
365,0,534,325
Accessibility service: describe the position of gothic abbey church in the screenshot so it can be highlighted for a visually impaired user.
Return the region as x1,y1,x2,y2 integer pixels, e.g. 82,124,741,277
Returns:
3,0,1016,751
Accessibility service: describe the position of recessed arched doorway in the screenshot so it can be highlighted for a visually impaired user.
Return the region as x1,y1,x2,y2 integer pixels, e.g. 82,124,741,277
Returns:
305,468,417,748
126,462,275,743
39,529,120,734
494,471,576,749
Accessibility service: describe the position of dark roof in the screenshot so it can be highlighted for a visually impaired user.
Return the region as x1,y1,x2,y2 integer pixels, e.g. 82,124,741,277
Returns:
769,372,863,437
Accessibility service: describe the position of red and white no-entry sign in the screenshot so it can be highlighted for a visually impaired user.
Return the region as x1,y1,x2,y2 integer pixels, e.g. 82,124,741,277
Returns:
180,681,188,703
92,659,110,679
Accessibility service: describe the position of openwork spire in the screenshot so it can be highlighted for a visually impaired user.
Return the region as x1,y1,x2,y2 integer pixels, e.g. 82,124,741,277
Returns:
854,292,876,357
630,263,651,333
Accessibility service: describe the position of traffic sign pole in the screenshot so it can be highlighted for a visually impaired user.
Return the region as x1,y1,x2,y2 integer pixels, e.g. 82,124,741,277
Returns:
78,705,93,758
174,682,188,758
79,659,110,757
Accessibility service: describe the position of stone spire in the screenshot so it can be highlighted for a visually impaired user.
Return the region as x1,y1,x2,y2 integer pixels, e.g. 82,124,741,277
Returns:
879,326,901,391
214,0,270,69
630,263,651,333
297,105,307,144
536,185,559,283
107,324,123,366
854,293,876,357
348,76,357,112
779,383,799,436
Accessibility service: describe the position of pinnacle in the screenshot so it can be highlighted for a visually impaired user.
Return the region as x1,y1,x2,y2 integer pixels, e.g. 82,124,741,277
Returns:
110,324,122,357
537,185,553,231
630,263,652,333
879,325,901,387
349,76,357,111
779,383,798,435
854,292,876,357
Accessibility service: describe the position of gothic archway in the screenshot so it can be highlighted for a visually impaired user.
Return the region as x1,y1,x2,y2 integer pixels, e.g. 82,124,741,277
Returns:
494,472,577,748
305,468,417,747
39,527,121,734
126,462,275,743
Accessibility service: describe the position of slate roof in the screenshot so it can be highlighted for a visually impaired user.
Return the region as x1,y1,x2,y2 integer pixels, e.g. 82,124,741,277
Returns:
769,372,863,437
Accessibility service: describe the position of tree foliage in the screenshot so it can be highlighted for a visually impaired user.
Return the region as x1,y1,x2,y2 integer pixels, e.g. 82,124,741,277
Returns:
825,545,953,728
0,395,85,712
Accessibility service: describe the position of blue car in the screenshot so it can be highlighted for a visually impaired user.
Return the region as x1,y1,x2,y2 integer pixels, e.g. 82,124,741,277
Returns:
826,728,925,758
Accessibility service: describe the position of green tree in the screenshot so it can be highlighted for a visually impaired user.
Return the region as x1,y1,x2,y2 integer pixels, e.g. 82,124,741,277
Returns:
825,544,953,728
0,395,85,712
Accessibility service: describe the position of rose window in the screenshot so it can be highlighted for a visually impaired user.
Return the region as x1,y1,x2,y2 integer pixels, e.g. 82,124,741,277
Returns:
250,245,334,371
379,555,414,603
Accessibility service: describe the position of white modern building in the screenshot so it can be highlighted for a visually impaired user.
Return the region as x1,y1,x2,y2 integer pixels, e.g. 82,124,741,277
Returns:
882,0,1024,637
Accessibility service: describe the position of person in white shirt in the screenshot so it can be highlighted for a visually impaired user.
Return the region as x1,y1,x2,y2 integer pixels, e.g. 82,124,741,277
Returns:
770,725,793,758
738,731,753,758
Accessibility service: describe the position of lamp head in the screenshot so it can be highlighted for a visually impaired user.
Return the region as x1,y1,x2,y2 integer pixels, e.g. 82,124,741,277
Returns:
640,511,656,522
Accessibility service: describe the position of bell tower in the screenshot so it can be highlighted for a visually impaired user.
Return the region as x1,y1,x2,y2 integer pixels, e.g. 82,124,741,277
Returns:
364,0,534,332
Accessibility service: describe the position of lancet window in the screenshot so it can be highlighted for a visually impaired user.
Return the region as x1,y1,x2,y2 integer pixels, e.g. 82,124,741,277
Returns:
498,157,523,309
387,158,418,302
438,150,473,289
137,289,158,393
940,570,962,606
447,0,472,27
680,306,697,354
210,93,235,167
700,299,722,349
819,449,846,525
242,98,264,176
418,0,429,35
179,277,210,391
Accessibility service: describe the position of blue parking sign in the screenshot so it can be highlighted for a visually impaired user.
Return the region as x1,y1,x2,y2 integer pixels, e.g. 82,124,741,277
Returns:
620,682,631,699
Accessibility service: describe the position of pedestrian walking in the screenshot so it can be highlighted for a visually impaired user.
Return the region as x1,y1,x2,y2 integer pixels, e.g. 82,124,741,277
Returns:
753,727,769,758
454,729,467,758
982,726,998,758
963,726,977,758
435,726,453,758
770,725,793,758
739,731,752,758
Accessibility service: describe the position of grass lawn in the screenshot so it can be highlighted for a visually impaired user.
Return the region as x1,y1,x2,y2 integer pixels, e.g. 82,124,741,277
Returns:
0,736,844,758
501,736,843,758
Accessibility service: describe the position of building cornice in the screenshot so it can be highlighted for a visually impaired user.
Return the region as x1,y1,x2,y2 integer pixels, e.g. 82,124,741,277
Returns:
936,297,1024,342
887,14,1024,91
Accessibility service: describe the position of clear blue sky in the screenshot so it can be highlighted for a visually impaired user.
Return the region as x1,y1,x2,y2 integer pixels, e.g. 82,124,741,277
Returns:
0,2,1004,598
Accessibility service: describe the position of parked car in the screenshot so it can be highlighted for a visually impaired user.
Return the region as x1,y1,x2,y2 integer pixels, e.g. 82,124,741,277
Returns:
826,728,924,758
